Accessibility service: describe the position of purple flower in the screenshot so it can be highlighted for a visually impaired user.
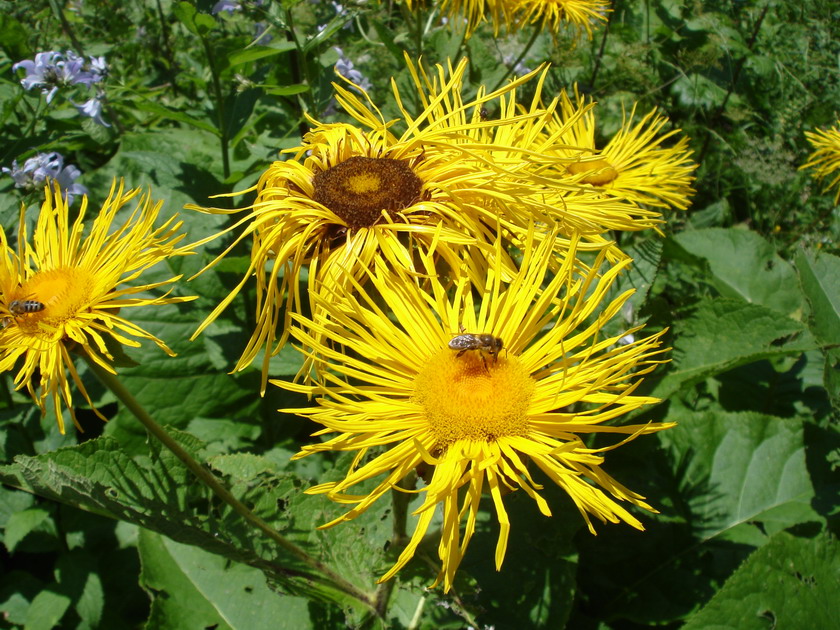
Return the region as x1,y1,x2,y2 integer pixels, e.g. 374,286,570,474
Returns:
13,50,104,102
212,0,241,13
75,97,110,127
333,47,371,91
212,0,264,15
14,51,64,102
2,152,88,203
89,56,108,81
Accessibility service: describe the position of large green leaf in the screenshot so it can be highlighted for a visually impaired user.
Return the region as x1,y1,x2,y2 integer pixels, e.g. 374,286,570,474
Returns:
659,407,821,542
683,532,838,629
674,228,804,318
795,248,840,410
226,43,297,68
0,435,374,613
23,590,71,630
650,298,817,400
795,248,840,346
139,529,312,630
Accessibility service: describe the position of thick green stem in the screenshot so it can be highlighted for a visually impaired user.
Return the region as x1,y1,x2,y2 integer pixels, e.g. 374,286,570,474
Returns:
360,472,417,625
698,3,770,165
48,0,85,54
80,351,374,610
283,7,315,130
491,26,541,93
201,36,231,180
590,2,615,89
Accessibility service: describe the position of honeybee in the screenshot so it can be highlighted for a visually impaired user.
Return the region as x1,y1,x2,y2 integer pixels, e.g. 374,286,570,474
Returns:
8,299,46,316
448,332,504,370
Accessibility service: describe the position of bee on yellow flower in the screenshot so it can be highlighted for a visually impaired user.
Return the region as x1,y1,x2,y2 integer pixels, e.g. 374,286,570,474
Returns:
277,227,673,591
0,180,195,433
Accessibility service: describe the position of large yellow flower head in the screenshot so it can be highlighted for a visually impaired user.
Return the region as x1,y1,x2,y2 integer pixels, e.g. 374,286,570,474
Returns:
509,0,611,39
278,228,673,592
190,56,612,390
403,0,609,39
539,87,697,228
0,180,195,433
801,120,840,204
402,0,503,37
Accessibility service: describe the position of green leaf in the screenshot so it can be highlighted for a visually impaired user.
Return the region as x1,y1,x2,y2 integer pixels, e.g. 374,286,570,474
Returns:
56,553,104,629
133,100,220,135
194,13,216,35
23,590,71,630
3,508,57,552
683,532,838,630
603,238,663,339
0,571,43,626
651,298,817,400
466,489,580,628
659,408,821,542
674,228,803,318
0,435,374,612
262,84,310,97
671,73,727,110
172,2,198,34
794,248,840,409
0,15,31,62
302,10,358,54
226,43,296,68
173,2,215,36
139,529,313,630
369,18,410,64
795,248,840,346
623,238,664,312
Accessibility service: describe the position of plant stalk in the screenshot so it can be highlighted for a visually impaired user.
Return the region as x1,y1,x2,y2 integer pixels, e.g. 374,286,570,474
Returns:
491,26,541,93
80,351,374,610
200,36,231,180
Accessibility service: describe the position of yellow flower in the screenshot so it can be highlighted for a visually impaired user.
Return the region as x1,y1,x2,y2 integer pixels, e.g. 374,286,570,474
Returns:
278,228,673,591
189,56,615,390
402,0,503,37
801,120,840,204
403,0,609,39
0,180,195,433
542,87,697,227
509,0,611,39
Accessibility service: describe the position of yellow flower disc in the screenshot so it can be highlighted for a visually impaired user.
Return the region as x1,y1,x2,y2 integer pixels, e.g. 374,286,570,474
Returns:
0,179,195,432
567,158,619,186
414,349,535,448
13,268,94,334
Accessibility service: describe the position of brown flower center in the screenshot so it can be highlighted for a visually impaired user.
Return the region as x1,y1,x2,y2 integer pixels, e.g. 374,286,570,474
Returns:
312,156,423,229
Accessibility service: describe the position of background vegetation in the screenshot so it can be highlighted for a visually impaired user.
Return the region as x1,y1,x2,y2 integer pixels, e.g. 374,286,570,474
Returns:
0,0,837,628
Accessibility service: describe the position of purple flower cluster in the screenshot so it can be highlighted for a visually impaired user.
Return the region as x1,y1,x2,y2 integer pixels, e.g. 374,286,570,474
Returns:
13,50,109,126
211,0,264,14
333,47,371,91
2,152,88,204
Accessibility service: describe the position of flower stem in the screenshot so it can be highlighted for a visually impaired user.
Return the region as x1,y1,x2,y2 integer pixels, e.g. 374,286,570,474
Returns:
491,26,541,93
363,473,417,622
590,3,615,89
80,351,375,611
200,36,231,180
